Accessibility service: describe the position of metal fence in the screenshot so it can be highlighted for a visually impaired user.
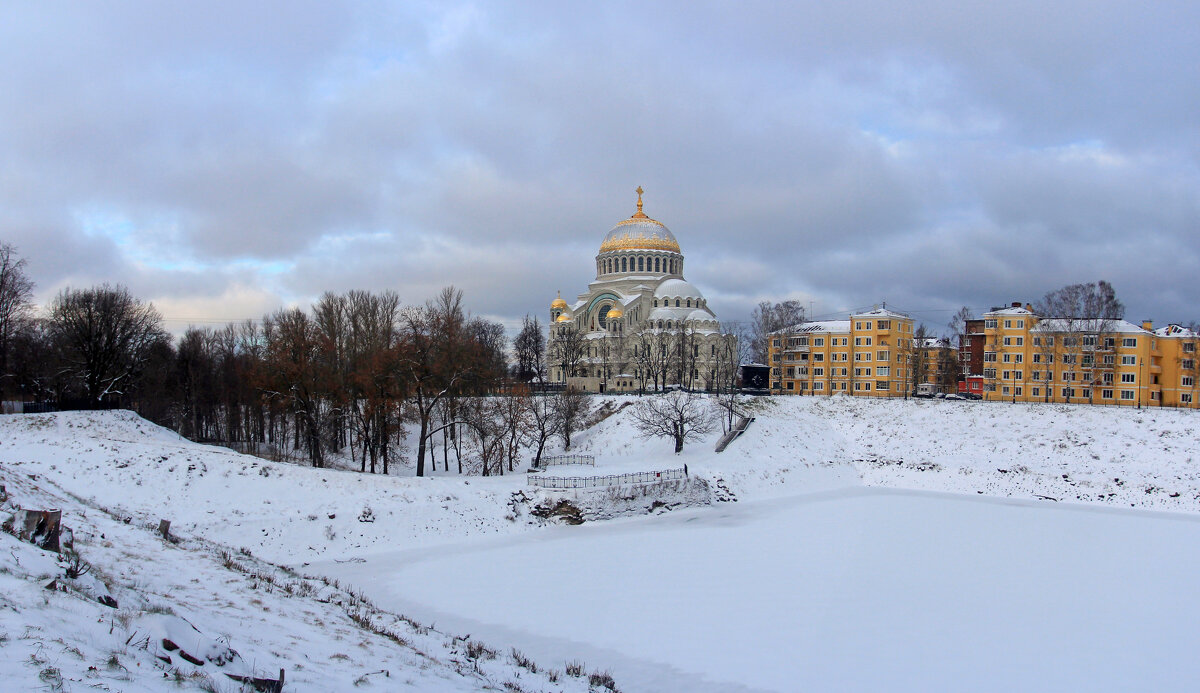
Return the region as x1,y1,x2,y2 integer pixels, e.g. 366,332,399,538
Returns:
528,468,686,489
538,454,596,467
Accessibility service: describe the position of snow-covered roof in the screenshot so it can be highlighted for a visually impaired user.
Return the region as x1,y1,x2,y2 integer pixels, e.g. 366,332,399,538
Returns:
654,278,705,300
1031,318,1149,335
985,306,1034,316
1157,324,1198,338
773,320,851,335
851,307,910,320
918,337,952,349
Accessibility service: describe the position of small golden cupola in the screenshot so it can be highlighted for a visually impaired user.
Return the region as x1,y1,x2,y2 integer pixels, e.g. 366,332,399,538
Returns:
606,306,624,320
555,313,572,323
551,291,568,310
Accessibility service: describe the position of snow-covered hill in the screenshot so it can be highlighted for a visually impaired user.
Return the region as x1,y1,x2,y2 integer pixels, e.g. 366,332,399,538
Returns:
1,397,1198,691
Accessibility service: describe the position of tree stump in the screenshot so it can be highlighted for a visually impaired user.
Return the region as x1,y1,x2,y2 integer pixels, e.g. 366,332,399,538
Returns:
16,509,62,552
158,519,171,540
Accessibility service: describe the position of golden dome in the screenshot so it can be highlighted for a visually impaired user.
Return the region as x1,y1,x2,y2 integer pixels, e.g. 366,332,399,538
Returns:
599,187,681,254
555,313,572,323
551,291,568,310
606,306,624,320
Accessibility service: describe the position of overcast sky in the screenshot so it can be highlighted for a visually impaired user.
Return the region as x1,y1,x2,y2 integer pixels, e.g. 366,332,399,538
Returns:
1,1,1197,335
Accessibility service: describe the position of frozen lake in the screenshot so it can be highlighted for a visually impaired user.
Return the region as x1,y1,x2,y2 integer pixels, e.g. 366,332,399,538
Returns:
317,489,1200,692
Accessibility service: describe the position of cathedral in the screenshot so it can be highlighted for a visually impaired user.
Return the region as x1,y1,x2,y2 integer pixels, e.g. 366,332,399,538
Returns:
548,188,734,393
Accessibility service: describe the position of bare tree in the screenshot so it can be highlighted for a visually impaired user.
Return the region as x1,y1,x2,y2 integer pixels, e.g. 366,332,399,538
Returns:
399,287,470,477
261,307,328,467
908,324,931,396
713,324,744,433
947,306,973,384
1035,281,1125,403
554,385,591,451
548,321,587,385
48,284,167,405
629,390,717,453
750,300,805,364
525,388,561,467
0,243,35,396
513,314,546,384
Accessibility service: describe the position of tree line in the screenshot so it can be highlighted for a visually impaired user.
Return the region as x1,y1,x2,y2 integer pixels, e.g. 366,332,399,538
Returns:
0,243,613,475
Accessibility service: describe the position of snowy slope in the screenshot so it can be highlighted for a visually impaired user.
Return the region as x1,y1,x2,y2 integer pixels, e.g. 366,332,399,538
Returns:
2,397,1199,692
0,457,591,692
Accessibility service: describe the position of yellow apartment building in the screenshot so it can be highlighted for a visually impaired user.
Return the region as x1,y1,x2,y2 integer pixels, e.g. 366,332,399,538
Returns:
768,308,914,397
981,303,1197,408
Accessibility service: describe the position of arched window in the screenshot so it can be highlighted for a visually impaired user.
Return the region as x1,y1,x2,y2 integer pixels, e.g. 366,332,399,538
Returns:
686,299,692,308
653,257,660,272
637,257,644,271
653,299,657,307
675,299,680,307
621,257,627,272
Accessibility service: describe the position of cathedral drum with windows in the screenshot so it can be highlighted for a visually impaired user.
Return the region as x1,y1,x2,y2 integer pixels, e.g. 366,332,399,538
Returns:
547,188,734,393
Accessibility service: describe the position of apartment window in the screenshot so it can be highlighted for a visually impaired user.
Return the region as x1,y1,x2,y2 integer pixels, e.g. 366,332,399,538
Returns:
772,338,781,347
813,353,825,362
1121,355,1136,366
1004,320,1012,328
1062,387,1075,398
1002,386,1010,395
1003,353,1012,363
1182,376,1194,387
814,338,825,346
1015,337,1024,346
1003,337,1012,346
786,381,794,390
1102,389,1114,399
1121,390,1135,400
1017,320,1024,328
1121,373,1135,384
1104,337,1115,349
876,381,889,390
1103,373,1114,385
1082,355,1093,366
854,382,863,391
814,381,824,391
771,368,780,376
1032,353,1042,363
1015,386,1023,395
1103,354,1114,365
1013,354,1023,364
985,319,997,329
877,320,890,329
877,350,890,361
876,367,889,376
983,368,996,379
854,367,872,377
1032,387,1041,396
1184,342,1196,353
855,352,869,361
985,383,997,392
984,352,997,362
855,322,862,330
786,367,794,377
813,368,824,377
1062,354,1076,365
1062,372,1075,382
1014,371,1023,380
1032,371,1042,381
1183,359,1195,370
840,368,848,376
1182,393,1193,403
1121,337,1137,348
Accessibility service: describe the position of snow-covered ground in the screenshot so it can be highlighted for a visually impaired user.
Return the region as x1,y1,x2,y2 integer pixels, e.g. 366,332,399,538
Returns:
1,396,1198,691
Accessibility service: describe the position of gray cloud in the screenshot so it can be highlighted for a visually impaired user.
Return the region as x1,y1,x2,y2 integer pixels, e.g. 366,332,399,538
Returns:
0,1,1197,333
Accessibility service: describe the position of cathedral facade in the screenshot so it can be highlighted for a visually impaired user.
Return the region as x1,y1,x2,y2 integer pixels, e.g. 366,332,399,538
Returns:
548,188,734,393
